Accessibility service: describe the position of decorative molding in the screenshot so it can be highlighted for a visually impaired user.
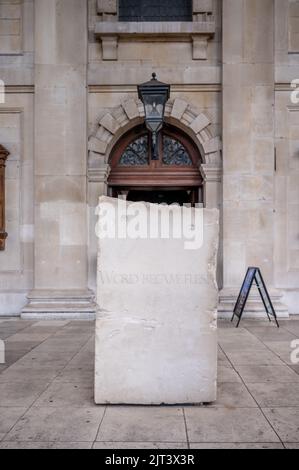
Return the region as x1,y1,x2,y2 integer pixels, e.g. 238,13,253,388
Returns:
21,289,96,320
88,84,222,93
88,165,111,183
0,145,9,251
287,105,299,112
95,21,215,61
275,83,294,92
200,164,222,183
4,86,35,94
79,83,299,94
192,34,210,60
88,97,222,186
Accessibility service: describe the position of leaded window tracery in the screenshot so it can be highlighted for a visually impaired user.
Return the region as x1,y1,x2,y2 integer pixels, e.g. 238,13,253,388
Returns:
119,135,149,166
162,136,193,166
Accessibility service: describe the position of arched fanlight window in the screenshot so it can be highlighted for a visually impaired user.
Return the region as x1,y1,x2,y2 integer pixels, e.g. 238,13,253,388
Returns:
108,124,203,201
162,136,193,166
119,135,149,166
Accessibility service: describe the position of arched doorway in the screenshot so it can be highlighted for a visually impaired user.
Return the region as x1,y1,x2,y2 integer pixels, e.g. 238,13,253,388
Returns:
108,123,203,205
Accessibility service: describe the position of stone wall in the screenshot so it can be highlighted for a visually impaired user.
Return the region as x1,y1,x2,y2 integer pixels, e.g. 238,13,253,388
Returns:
274,0,299,314
0,90,34,315
0,0,298,317
0,0,34,85
87,0,223,294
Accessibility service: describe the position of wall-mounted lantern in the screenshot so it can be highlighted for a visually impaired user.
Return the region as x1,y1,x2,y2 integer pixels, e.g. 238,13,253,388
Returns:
138,73,170,160
0,145,9,251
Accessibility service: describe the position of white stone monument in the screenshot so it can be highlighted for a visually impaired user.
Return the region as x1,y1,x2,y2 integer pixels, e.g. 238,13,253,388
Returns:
95,197,219,405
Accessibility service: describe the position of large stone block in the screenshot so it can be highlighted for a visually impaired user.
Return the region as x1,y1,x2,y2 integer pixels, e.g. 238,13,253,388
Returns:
95,197,219,405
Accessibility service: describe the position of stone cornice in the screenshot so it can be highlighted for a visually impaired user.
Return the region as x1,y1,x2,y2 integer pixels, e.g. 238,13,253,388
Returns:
95,21,216,37
95,21,215,61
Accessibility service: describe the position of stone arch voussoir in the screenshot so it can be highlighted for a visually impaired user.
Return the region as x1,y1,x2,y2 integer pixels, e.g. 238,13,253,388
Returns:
88,97,222,183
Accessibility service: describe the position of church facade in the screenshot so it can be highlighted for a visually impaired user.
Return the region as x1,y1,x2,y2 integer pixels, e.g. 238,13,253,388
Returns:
0,0,298,319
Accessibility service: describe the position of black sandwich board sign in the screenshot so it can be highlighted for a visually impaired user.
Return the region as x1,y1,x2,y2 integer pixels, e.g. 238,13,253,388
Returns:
231,267,280,328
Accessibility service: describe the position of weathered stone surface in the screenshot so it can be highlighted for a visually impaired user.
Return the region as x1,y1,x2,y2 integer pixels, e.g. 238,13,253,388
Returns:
95,197,219,405
122,99,140,120
99,113,119,134
171,99,188,120
190,113,211,134
88,137,107,155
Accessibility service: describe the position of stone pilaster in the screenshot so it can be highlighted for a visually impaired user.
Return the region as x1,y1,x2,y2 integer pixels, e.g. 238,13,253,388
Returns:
220,0,288,318
22,0,95,319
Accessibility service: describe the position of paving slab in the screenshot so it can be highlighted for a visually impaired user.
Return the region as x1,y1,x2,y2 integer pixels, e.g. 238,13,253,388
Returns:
93,442,188,449
0,381,50,407
96,407,187,443
263,408,299,443
235,365,299,383
5,406,105,443
184,407,280,443
0,441,93,449
246,382,299,407
0,407,27,435
34,382,94,408
190,443,284,449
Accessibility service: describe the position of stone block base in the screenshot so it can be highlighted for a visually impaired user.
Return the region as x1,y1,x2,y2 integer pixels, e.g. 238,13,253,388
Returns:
21,290,96,320
95,197,219,405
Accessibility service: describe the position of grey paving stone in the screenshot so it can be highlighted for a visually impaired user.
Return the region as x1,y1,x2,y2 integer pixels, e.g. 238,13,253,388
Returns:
220,342,267,353
245,328,297,343
96,407,186,443
6,333,53,343
264,341,297,365
211,382,257,408
184,407,280,443
0,318,298,449
15,353,71,369
4,340,42,351
0,331,17,340
235,365,299,383
246,382,299,407
53,367,94,384
0,407,27,434
0,366,61,383
218,365,242,383
0,381,50,407
30,321,70,328
0,441,93,449
34,382,94,407
4,406,105,443
225,350,284,366
93,442,188,449
67,350,95,367
190,443,284,449
284,443,299,449
0,365,9,374
0,350,30,367
263,408,299,443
